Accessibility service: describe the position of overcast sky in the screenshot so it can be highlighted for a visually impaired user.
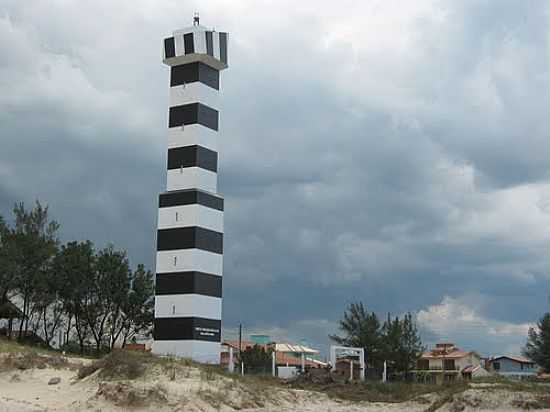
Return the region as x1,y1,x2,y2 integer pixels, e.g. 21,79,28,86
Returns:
2,0,550,357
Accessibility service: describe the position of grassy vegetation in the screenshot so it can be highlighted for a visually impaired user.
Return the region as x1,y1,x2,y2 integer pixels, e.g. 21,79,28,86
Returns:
0,349,73,372
289,379,469,403
14,338,550,410
79,351,471,406
0,337,100,361
0,337,74,372
78,350,153,380
78,349,228,381
0,337,58,355
472,375,550,393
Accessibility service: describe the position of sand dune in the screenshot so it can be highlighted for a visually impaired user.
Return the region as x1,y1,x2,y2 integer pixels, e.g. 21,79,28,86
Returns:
1,351,550,411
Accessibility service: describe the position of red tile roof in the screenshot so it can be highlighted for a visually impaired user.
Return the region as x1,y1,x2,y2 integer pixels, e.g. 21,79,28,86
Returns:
421,349,475,359
420,343,478,360
223,340,260,350
461,365,480,373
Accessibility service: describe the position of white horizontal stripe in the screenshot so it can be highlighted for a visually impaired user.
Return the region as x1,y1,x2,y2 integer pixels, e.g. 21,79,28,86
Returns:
155,294,221,319
168,124,218,151
158,204,223,232
170,82,219,110
213,32,220,60
166,167,217,193
152,340,220,363
156,249,223,275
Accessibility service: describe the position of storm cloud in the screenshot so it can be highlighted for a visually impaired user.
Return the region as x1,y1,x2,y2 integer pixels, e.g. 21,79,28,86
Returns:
2,0,550,356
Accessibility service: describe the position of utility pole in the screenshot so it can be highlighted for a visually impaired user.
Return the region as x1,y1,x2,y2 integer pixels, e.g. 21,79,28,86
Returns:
238,323,242,358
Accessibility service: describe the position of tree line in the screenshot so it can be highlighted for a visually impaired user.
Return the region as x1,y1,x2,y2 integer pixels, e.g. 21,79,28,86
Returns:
333,303,550,377
330,302,423,378
0,201,154,354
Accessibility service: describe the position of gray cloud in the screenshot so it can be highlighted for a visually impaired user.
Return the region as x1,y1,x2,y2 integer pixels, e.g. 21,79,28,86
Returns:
1,0,550,355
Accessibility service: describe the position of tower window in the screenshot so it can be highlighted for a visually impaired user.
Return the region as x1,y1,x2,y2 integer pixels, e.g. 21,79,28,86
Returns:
205,31,213,56
174,256,177,266
172,305,176,314
175,212,179,221
164,37,175,58
184,33,195,54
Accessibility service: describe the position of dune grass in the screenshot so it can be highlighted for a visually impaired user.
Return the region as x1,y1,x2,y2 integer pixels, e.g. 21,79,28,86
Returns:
289,379,468,403
0,336,53,354
0,338,478,407
472,375,550,393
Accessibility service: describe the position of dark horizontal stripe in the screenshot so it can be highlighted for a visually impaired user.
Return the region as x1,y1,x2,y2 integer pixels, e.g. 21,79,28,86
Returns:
157,227,223,254
154,317,221,342
158,189,224,211
170,62,219,90
156,271,222,297
169,103,218,131
167,145,217,172
164,37,175,59
219,32,228,65
184,33,194,54
206,31,213,57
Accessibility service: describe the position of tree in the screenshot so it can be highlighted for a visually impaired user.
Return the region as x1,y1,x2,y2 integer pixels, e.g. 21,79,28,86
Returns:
239,345,273,373
0,199,154,354
331,303,423,376
33,263,65,346
399,313,423,375
381,313,423,376
84,245,130,353
115,264,154,348
524,313,550,372
9,201,59,340
0,215,16,303
55,241,95,354
381,314,402,368
330,302,384,368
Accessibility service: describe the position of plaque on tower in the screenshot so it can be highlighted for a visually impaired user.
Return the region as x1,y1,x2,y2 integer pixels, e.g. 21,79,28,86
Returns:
152,19,229,364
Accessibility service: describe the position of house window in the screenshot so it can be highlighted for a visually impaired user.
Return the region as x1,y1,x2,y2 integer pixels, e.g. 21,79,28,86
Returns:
443,359,455,370
493,362,500,371
417,359,429,370
521,363,524,370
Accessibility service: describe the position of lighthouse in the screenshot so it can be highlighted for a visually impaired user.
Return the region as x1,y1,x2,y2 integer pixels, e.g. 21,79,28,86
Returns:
153,16,228,363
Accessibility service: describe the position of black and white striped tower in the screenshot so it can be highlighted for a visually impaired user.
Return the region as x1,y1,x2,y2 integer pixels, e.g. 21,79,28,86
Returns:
153,17,228,363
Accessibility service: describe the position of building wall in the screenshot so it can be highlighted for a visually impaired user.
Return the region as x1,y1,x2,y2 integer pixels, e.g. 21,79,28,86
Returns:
492,358,537,374
426,353,481,370
428,358,443,369
472,367,490,379
419,353,485,385
456,353,482,370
